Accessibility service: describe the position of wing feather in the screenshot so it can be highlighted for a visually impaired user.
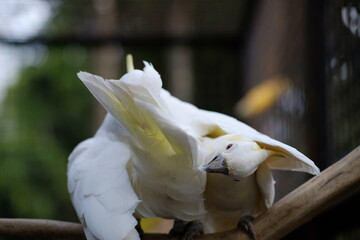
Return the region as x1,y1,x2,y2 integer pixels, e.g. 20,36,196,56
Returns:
78,66,206,221
68,116,140,240
256,163,275,208
159,89,320,176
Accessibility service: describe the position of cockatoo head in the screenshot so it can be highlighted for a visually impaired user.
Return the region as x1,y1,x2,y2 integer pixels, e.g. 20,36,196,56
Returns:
200,134,271,180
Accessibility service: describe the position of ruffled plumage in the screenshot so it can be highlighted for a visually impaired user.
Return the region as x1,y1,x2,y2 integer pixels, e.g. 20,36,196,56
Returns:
68,61,319,239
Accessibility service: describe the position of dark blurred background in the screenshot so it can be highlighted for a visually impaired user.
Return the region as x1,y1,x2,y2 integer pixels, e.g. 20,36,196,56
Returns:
0,0,359,239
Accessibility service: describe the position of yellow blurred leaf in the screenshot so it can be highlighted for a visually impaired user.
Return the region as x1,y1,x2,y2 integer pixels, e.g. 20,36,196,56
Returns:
235,76,291,118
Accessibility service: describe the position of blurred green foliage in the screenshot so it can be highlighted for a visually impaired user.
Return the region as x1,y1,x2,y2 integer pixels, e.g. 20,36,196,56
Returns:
0,46,92,221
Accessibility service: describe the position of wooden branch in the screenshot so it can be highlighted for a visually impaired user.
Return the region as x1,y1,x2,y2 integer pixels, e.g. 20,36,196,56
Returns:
1,146,360,239
251,146,360,240
0,219,85,240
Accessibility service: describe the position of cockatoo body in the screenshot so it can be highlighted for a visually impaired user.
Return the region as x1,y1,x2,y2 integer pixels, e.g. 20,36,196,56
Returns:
68,59,319,240
68,63,206,240
160,87,320,234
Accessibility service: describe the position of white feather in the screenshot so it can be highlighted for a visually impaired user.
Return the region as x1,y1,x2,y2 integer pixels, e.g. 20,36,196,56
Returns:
76,65,207,226
70,61,320,239
256,163,275,208
157,81,319,233
159,90,320,175
68,116,140,240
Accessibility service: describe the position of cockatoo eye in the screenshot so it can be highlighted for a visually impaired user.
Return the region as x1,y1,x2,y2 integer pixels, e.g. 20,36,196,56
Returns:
226,144,233,150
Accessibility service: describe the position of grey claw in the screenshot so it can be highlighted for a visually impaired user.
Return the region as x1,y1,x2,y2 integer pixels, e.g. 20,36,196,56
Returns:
182,221,203,240
169,220,203,240
238,215,256,240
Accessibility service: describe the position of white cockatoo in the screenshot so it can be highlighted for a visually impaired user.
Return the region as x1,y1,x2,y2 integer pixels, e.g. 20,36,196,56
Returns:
67,59,207,240
67,56,320,240
154,76,320,236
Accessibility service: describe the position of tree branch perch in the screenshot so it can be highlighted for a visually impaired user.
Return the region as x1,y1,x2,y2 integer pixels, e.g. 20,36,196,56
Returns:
1,146,360,239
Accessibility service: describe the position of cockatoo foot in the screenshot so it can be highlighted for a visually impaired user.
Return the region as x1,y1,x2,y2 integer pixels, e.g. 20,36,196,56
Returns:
169,220,204,240
237,215,256,240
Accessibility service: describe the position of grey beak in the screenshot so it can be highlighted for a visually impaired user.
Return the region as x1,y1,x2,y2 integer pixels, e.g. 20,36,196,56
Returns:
201,154,229,175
